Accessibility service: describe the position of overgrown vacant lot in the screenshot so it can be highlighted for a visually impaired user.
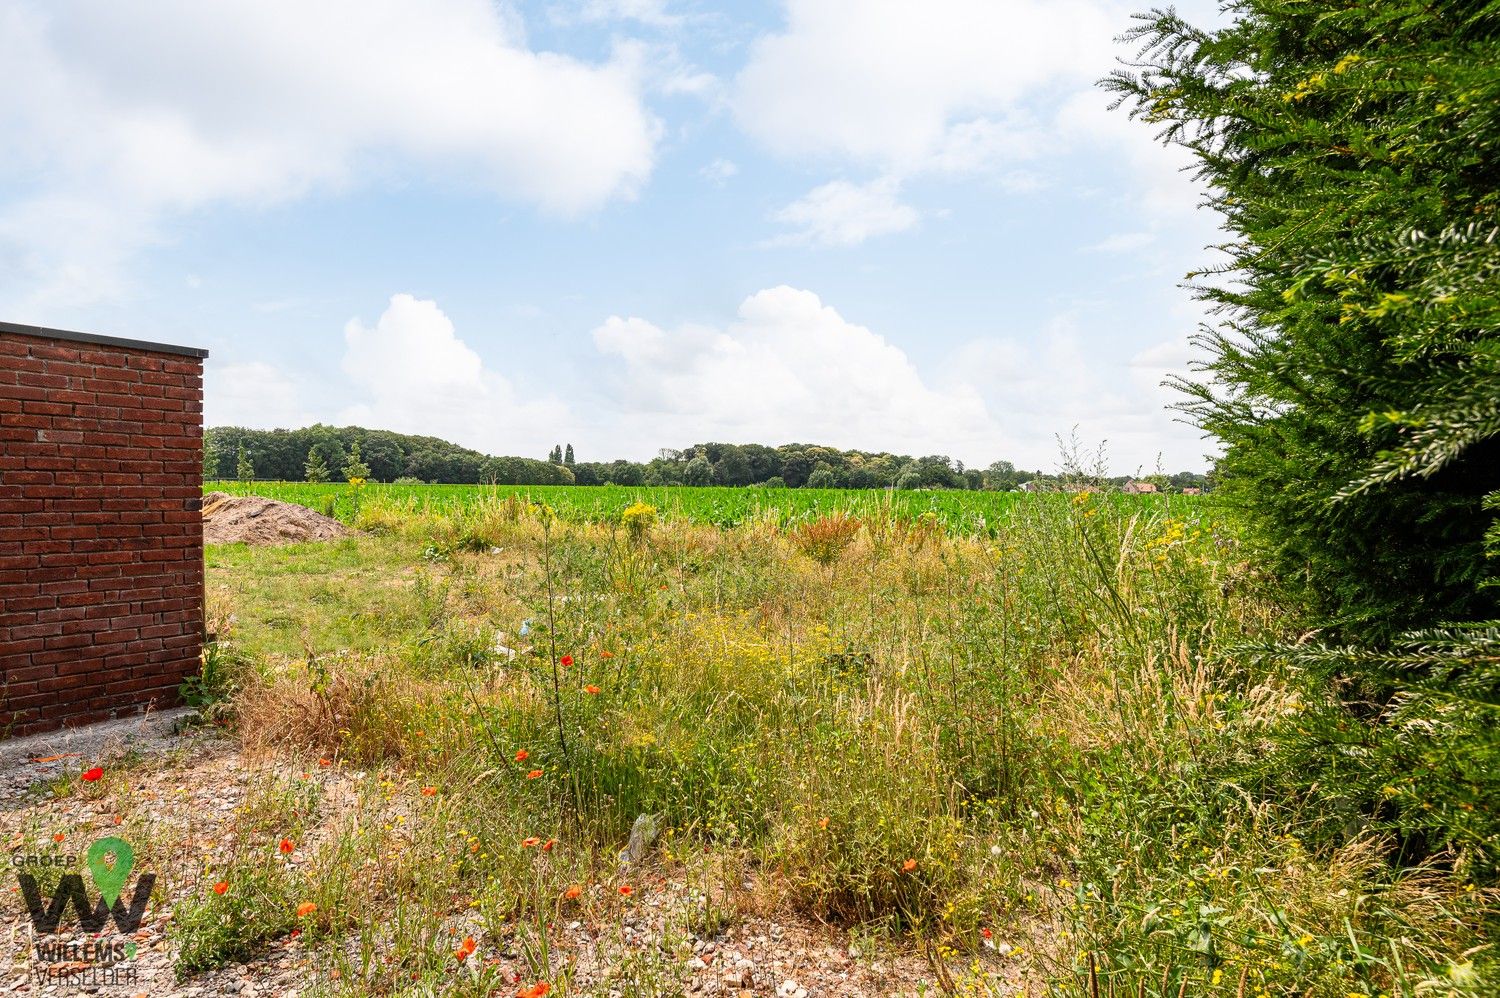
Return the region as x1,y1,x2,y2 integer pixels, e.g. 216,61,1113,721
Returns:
20,494,1489,996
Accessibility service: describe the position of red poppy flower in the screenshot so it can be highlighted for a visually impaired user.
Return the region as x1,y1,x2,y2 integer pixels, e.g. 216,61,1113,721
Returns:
541,839,555,852
53,833,65,843
518,983,551,998
901,858,917,872
526,769,543,780
521,837,541,848
981,927,993,940
560,655,573,667
454,936,476,961
81,767,103,782
420,786,438,797
564,884,583,900
295,901,317,917
600,650,614,659
618,885,633,896
515,749,529,762
584,685,600,695
280,838,295,854
817,817,829,829
213,881,229,895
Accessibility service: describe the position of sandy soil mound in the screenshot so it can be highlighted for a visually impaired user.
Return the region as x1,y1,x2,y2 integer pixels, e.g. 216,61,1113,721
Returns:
202,491,353,545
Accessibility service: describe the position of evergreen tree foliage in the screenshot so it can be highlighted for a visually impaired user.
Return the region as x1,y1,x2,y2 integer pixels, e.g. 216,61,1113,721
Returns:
235,444,254,482
1107,0,1500,636
304,450,330,483
342,440,370,481
564,443,575,466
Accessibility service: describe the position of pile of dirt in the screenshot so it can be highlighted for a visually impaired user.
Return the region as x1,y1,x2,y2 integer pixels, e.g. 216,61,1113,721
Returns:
202,491,353,546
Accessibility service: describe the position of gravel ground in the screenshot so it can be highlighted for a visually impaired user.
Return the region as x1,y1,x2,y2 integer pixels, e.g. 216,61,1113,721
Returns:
3,717,1026,997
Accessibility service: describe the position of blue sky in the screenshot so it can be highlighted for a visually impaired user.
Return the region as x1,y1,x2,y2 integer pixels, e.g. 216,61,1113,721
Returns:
0,0,1227,473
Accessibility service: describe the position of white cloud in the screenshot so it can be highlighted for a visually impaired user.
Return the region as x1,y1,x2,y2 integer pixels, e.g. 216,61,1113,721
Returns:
338,294,570,456
204,361,315,430
768,178,919,247
556,0,683,28
0,0,658,308
591,286,998,458
700,158,739,186
733,0,1119,175
948,313,1209,472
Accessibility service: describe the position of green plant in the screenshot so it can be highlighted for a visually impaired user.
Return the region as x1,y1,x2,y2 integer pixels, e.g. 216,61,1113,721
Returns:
1106,0,1500,637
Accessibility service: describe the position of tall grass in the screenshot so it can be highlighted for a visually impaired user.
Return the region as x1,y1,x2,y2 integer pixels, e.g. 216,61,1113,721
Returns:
176,493,1494,995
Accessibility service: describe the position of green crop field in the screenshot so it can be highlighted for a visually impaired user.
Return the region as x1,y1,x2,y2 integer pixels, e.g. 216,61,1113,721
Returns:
206,480,1206,533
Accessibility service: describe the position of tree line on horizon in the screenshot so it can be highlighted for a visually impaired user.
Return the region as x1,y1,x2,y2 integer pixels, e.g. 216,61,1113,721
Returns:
204,425,1210,492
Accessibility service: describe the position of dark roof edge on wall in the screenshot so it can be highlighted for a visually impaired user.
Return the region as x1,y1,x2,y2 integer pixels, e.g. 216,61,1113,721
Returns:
0,320,208,359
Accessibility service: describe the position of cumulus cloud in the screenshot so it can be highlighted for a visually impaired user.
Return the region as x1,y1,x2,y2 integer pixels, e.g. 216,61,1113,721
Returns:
733,0,1119,175
767,178,918,247
204,361,316,430
591,286,998,458
948,313,1209,472
0,0,658,308
338,294,569,456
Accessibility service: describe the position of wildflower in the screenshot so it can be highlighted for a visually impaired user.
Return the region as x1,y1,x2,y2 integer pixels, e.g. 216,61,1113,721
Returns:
520,837,542,848
584,685,601,695
981,928,992,940
618,885,634,896
901,858,917,872
601,650,614,659
53,833,65,843
318,758,332,767
560,655,573,667
296,902,317,917
515,749,529,762
564,885,583,900
526,769,543,780
817,817,829,829
280,838,295,854
519,983,551,998
542,839,556,852
454,935,476,961
421,786,438,797
213,881,229,895
81,767,103,782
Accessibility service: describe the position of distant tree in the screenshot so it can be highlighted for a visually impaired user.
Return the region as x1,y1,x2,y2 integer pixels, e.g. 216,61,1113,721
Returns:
342,440,370,481
848,466,880,489
985,460,1019,491
684,455,714,486
779,450,815,488
963,468,984,490
763,476,787,489
895,471,922,491
806,467,837,489
235,444,254,481
202,432,221,481
713,445,752,486
304,450,330,483
549,444,563,464
564,443,575,466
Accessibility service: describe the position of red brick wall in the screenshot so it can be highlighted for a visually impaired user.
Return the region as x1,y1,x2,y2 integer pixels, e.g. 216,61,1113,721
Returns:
1,330,205,736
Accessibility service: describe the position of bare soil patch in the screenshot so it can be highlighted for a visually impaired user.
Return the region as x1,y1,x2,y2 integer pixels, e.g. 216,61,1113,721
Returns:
202,492,352,546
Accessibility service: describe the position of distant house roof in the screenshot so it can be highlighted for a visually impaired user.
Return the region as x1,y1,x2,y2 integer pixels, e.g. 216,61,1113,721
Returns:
1122,480,1159,493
